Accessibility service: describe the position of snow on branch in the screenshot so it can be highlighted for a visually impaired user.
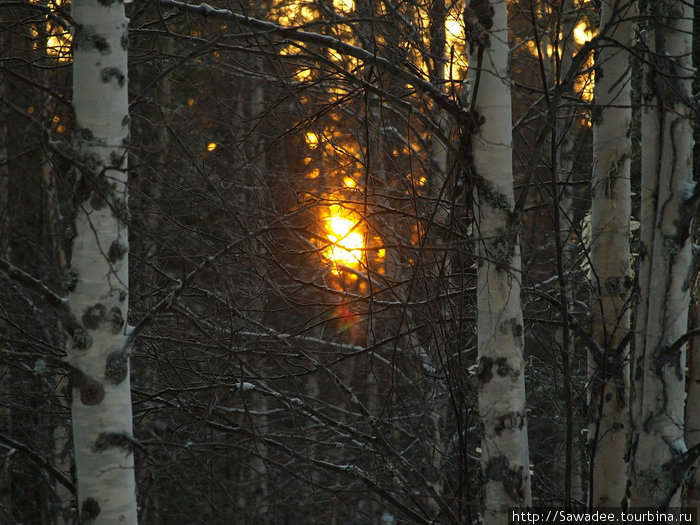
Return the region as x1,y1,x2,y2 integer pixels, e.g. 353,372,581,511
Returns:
0,257,68,309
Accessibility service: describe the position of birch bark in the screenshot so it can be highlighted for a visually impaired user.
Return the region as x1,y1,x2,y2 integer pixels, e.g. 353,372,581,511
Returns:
628,0,696,507
468,1,531,522
67,0,137,522
588,0,634,507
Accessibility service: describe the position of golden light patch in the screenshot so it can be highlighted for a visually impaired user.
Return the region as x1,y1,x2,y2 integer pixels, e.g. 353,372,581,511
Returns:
333,0,354,11
46,32,71,62
322,207,364,265
445,15,462,40
573,20,595,45
574,52,595,103
444,14,468,80
306,132,319,147
294,68,313,81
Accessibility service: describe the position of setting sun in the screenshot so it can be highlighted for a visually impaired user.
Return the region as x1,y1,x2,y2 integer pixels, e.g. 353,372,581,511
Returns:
323,211,364,265
571,20,597,105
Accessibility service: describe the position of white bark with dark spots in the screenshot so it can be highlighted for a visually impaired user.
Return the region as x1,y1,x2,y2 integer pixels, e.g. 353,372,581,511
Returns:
469,1,531,522
68,0,137,523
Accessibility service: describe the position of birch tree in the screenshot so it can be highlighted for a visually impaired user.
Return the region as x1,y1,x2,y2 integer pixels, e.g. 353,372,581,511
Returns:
468,0,531,521
628,0,697,507
587,0,634,507
67,0,137,522
8,0,700,519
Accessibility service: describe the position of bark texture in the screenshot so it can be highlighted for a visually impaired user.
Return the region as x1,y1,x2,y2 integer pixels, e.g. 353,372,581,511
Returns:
469,0,531,522
588,0,635,507
68,0,137,522
629,0,695,508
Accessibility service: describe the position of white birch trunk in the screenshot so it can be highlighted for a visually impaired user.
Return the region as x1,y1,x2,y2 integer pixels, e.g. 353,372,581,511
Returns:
628,0,695,507
588,0,634,507
68,0,137,522
468,1,531,522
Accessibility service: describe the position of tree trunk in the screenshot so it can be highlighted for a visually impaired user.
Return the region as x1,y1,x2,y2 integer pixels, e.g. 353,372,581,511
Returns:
628,0,695,508
429,0,448,187
588,0,634,507
685,297,700,512
468,1,531,522
68,0,137,522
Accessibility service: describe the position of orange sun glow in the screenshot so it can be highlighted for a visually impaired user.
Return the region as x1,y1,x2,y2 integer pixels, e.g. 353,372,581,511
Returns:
322,206,364,266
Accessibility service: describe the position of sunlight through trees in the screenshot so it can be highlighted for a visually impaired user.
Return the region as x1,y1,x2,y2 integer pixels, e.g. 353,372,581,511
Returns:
0,0,698,523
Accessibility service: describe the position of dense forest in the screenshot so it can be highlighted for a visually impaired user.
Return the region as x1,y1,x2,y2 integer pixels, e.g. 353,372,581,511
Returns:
0,0,699,523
